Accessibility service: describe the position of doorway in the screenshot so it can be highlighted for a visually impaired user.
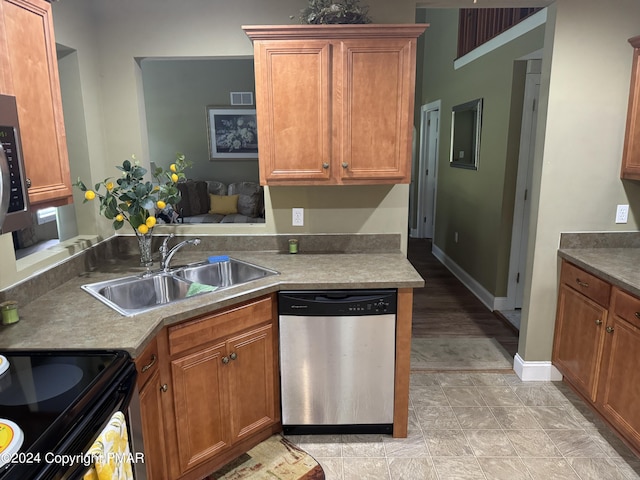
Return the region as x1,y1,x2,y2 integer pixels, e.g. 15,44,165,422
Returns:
506,60,541,315
414,100,440,239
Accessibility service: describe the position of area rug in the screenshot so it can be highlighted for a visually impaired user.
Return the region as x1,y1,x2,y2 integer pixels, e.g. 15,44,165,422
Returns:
205,434,324,480
411,337,514,371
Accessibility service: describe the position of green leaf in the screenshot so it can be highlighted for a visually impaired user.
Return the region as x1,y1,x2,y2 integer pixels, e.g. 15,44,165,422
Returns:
140,198,155,210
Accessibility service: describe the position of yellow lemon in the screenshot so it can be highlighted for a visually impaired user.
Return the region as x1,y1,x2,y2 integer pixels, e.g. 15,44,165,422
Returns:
156,200,166,209
84,190,96,200
170,163,177,172
171,173,179,182
145,216,157,228
115,214,124,222
137,224,149,234
106,181,114,191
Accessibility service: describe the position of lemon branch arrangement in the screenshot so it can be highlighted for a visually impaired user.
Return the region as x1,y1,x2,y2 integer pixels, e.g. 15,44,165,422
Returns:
73,153,190,236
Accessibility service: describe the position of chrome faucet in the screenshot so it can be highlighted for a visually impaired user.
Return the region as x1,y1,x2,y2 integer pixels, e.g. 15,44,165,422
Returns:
160,234,201,272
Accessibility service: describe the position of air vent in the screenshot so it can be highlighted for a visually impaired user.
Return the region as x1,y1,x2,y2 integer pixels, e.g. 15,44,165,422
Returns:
230,92,254,106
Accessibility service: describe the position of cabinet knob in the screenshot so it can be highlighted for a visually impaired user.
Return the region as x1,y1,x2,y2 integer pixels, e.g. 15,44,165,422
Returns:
575,278,589,288
322,162,329,169
26,178,32,189
606,326,614,334
140,354,157,373
595,319,603,326
342,162,349,168
222,356,230,364
230,352,237,360
160,384,168,392
635,312,640,319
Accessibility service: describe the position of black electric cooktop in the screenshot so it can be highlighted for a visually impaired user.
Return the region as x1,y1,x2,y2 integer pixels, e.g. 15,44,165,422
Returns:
0,350,132,478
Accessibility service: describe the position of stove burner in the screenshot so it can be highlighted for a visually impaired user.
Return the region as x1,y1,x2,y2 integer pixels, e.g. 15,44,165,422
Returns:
0,364,83,406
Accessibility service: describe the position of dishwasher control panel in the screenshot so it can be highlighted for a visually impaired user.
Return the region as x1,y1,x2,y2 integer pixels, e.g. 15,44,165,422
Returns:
278,289,397,316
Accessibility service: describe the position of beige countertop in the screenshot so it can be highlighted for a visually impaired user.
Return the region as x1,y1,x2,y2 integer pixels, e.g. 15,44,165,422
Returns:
558,247,640,298
0,250,424,356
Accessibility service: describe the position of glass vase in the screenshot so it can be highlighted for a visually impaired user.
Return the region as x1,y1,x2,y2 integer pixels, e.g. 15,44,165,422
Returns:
135,231,154,268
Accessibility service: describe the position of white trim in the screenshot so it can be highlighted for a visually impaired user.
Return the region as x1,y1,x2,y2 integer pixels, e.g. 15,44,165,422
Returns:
454,8,547,70
432,242,504,311
36,207,57,225
513,353,563,382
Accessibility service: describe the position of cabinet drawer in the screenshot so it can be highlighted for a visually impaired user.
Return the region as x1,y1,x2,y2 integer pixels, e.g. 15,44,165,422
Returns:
560,261,611,307
612,287,640,329
135,337,160,388
168,295,273,357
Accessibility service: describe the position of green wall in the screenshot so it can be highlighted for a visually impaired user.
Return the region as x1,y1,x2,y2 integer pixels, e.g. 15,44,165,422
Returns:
141,59,259,183
421,9,544,297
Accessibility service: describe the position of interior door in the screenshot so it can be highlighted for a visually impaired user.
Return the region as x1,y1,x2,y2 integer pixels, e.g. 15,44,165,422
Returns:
508,65,540,309
416,101,440,239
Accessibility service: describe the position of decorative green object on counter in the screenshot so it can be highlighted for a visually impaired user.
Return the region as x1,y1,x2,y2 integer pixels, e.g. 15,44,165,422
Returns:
1,301,19,325
288,239,298,254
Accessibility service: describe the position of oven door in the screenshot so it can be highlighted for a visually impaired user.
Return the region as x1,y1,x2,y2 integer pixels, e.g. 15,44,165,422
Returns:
0,356,138,480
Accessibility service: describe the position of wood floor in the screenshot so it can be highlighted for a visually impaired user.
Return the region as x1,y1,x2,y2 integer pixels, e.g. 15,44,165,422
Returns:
407,237,519,357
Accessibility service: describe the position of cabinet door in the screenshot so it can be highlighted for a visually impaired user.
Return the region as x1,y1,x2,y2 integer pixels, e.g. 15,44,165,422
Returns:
227,324,277,443
171,342,231,474
254,40,332,184
138,368,168,480
621,36,640,180
552,284,607,401
0,0,72,207
338,38,415,183
598,316,640,446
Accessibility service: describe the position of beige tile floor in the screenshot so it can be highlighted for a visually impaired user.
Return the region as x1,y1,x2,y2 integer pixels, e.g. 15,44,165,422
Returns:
285,372,640,480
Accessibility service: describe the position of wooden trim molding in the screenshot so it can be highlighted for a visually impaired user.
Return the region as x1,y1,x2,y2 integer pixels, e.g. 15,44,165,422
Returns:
243,24,428,41
393,287,413,438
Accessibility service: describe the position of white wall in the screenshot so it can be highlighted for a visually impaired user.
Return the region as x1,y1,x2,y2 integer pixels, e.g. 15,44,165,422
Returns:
520,0,640,361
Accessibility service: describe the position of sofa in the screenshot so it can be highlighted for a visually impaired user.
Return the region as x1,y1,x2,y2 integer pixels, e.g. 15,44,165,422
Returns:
175,180,265,224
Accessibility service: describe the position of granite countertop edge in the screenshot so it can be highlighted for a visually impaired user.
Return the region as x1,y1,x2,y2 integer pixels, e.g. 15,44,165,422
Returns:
0,250,424,357
558,247,640,298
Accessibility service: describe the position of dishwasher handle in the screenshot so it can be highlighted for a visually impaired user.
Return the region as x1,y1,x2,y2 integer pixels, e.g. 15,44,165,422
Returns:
278,289,397,316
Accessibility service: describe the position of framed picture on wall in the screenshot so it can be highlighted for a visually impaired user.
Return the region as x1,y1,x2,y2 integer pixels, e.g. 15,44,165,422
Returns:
207,107,258,159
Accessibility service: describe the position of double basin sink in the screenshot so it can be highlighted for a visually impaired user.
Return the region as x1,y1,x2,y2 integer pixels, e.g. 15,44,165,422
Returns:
81,258,278,316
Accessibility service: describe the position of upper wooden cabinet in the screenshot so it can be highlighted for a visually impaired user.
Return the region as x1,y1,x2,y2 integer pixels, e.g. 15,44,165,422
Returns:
0,0,73,207
243,24,427,186
621,35,640,180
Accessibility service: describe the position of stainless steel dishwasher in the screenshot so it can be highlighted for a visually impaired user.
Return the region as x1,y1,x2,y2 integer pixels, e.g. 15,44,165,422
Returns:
278,289,397,435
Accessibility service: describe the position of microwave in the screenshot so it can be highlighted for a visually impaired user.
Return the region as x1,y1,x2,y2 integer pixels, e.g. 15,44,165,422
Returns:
0,93,31,234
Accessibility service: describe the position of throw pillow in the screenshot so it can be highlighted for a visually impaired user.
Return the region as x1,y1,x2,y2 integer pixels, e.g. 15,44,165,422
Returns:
209,194,239,215
237,192,260,217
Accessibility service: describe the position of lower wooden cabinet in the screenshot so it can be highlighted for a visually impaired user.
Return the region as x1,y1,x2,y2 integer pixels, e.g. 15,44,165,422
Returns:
160,294,280,480
134,337,168,480
553,261,640,453
552,284,608,402
596,288,640,448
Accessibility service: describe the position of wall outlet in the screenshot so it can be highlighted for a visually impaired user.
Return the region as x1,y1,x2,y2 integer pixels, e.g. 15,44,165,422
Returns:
616,204,629,224
292,208,304,226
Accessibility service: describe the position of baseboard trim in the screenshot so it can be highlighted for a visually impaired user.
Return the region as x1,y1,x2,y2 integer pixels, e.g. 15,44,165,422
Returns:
513,353,563,382
431,243,505,311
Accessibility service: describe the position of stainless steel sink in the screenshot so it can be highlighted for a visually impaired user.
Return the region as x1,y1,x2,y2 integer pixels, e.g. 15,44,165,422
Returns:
81,257,278,316
173,258,278,288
